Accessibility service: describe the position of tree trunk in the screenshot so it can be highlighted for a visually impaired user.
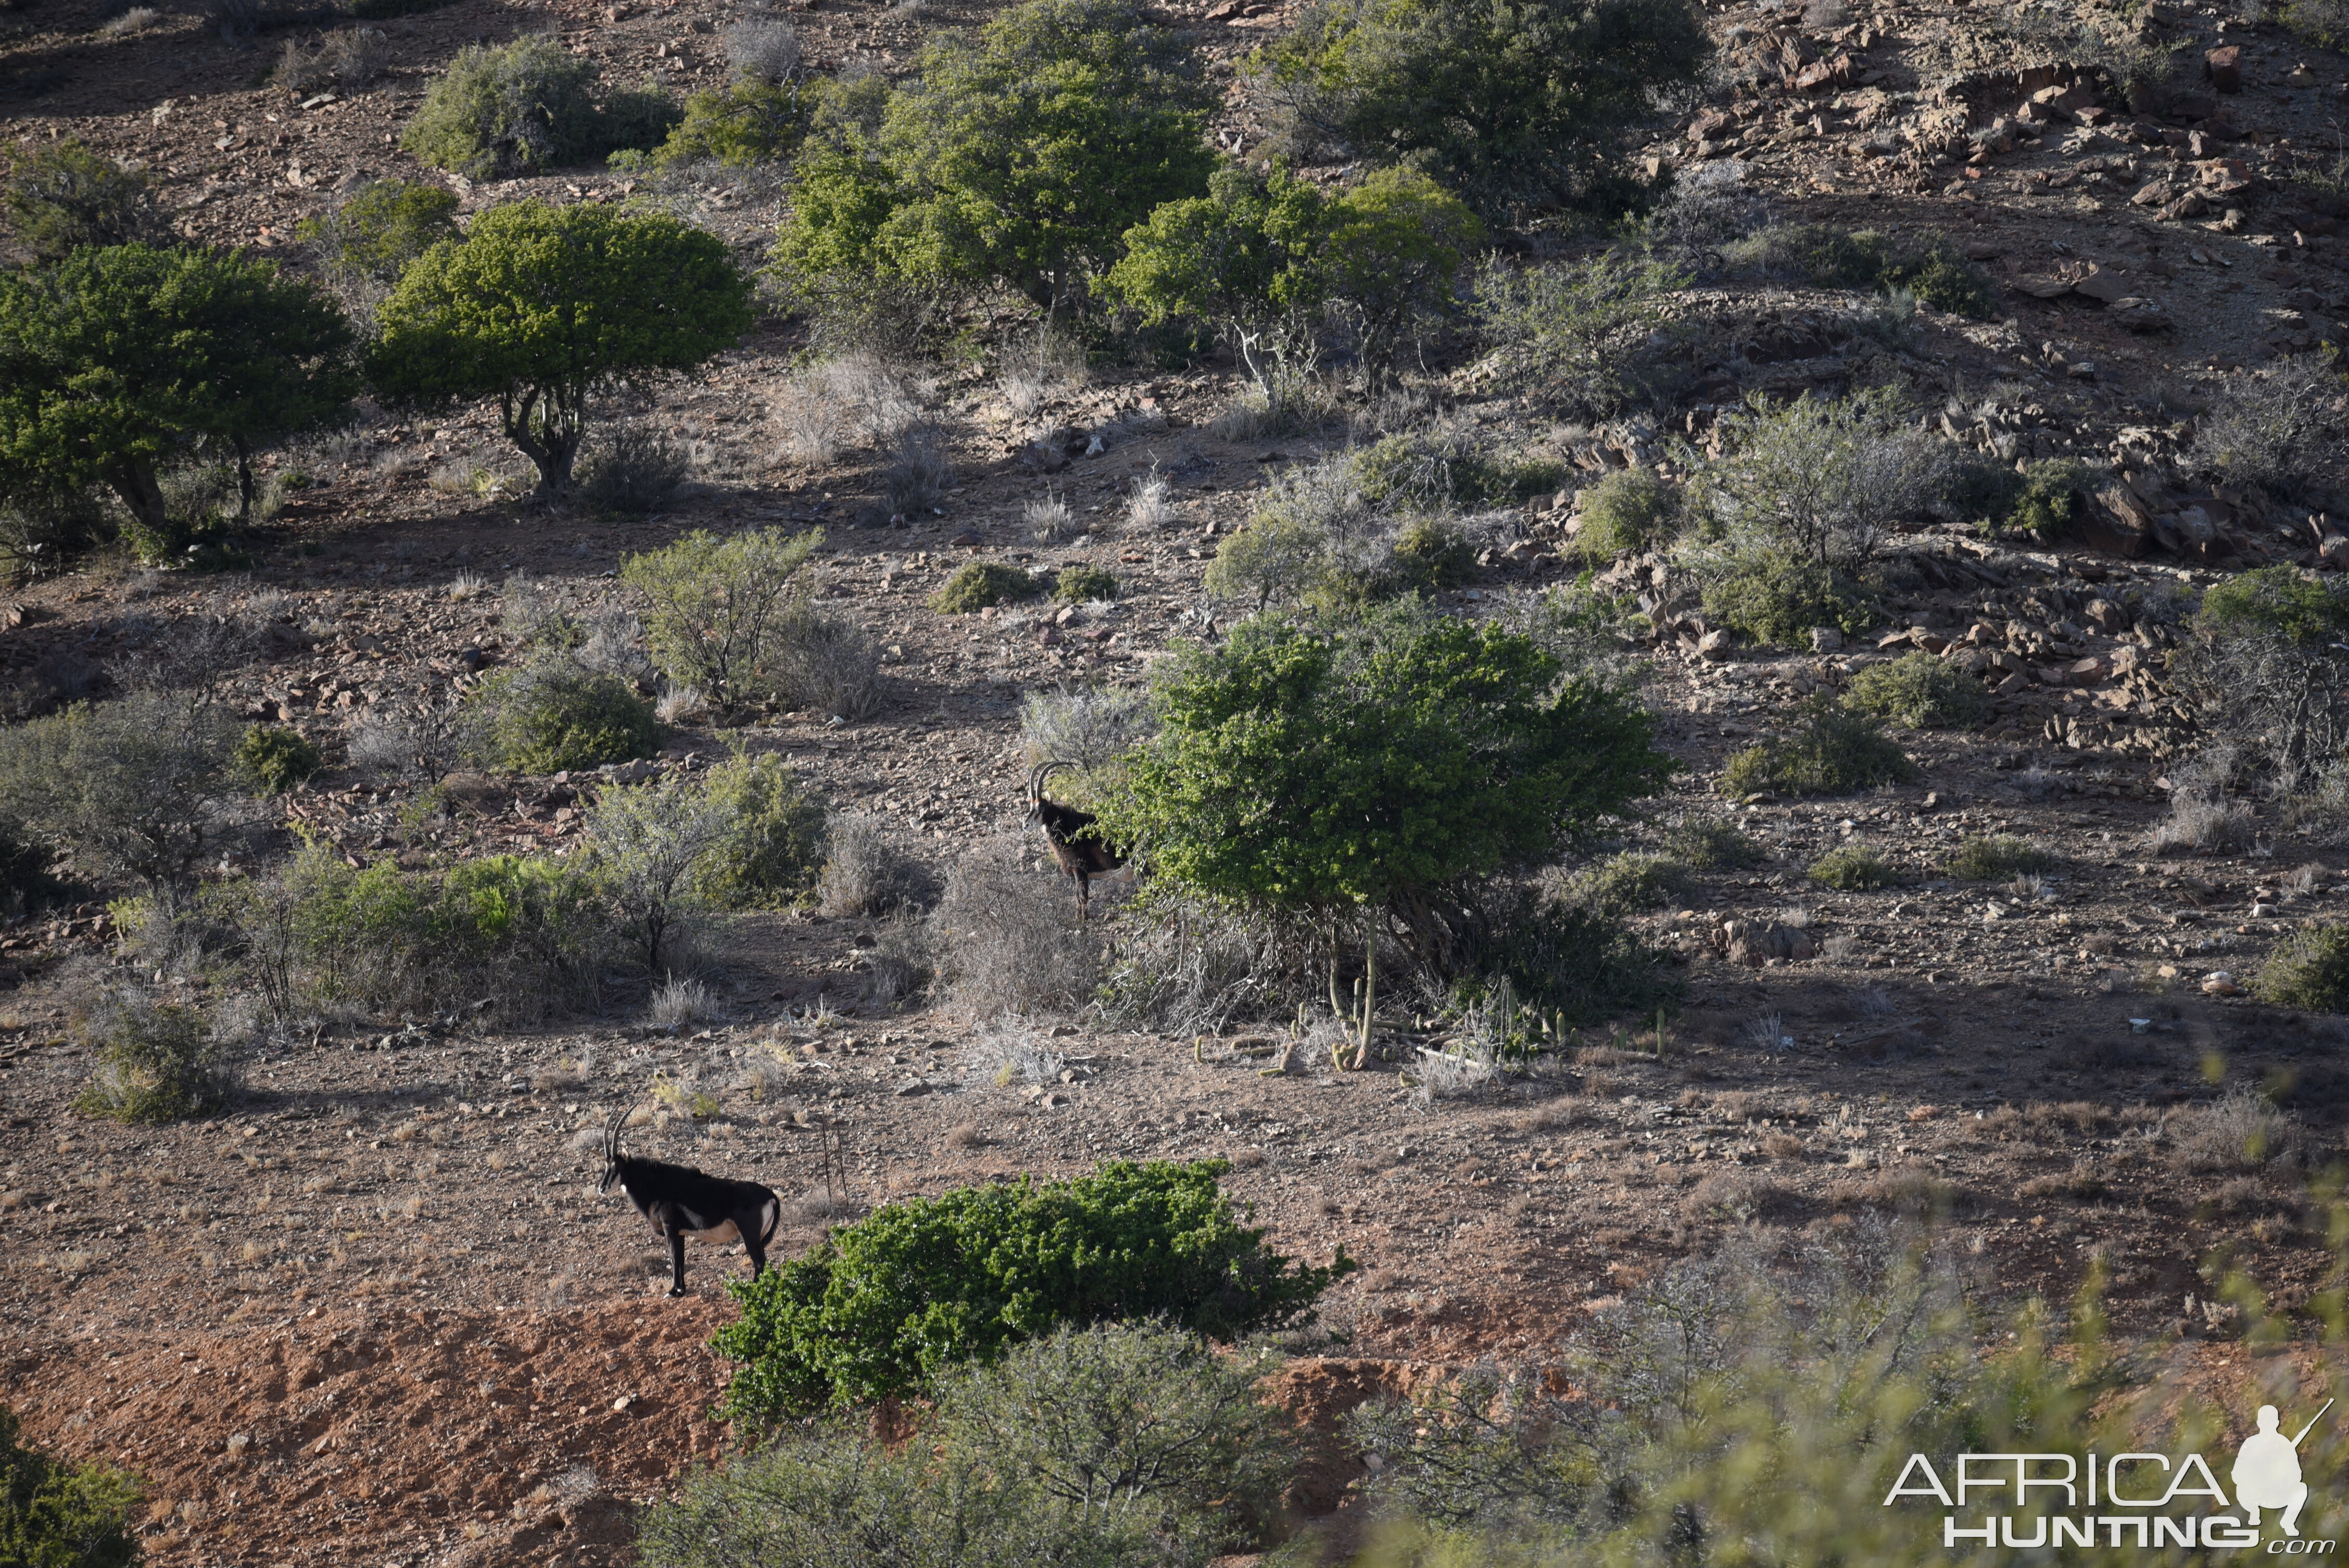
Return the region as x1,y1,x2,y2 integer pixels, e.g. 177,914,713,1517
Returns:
504,382,585,494
231,434,257,523
105,459,170,541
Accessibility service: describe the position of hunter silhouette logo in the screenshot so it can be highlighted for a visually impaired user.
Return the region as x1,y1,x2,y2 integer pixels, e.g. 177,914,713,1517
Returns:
1881,1395,2337,1553
2235,1400,2330,1540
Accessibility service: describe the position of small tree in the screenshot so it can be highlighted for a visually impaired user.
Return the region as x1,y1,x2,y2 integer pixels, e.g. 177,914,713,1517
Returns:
0,1405,142,1567
295,179,461,287
1682,388,1949,572
0,139,166,268
771,0,1216,345
0,690,241,894
372,201,752,491
1098,601,1673,1063
0,244,357,535
1105,161,1331,394
621,525,822,713
1315,168,1484,383
587,772,730,972
1253,0,1711,223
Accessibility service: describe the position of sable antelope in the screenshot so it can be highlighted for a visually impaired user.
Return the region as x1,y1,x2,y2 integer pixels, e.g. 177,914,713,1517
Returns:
599,1103,782,1297
1026,761,1128,920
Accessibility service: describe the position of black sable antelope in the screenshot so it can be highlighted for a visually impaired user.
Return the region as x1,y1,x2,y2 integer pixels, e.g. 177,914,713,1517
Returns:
1026,760,1129,920
599,1103,781,1297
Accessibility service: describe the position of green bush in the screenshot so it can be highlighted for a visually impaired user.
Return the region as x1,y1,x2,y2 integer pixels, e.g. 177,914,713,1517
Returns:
2004,457,2095,539
1700,550,1873,649
295,180,460,286
1569,467,1677,561
372,201,751,494
467,657,663,774
234,725,322,795
1388,517,1476,590
2188,353,2349,500
0,691,241,893
1468,252,1685,415
621,526,821,712
1684,388,1949,571
220,843,613,1021
1876,244,1994,318
0,1404,141,1567
2198,563,2349,647
1353,429,1563,512
2253,922,2349,1011
654,79,814,168
0,138,165,268
689,749,827,909
712,1160,1353,1424
1053,564,1119,603
639,1428,1167,1568
1945,833,2056,881
1841,651,1990,730
1720,700,1916,797
1661,817,1764,870
401,38,677,179
1253,0,1710,223
934,561,1045,613
1808,842,1893,891
772,0,1216,330
1725,224,1993,318
1108,165,1484,390
0,244,357,540
72,992,237,1123
1568,851,1694,917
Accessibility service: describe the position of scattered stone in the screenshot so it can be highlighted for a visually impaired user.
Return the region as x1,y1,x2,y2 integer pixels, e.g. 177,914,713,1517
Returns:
2205,45,2243,95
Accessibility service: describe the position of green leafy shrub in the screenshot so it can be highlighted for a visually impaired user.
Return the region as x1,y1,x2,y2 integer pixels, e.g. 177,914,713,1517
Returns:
1053,564,1119,603
1945,833,2056,881
0,1404,141,1567
621,525,820,712
2253,922,2349,1011
72,991,237,1123
467,657,663,774
1253,0,1710,223
1700,550,1873,649
687,749,827,909
2004,457,2095,539
2198,563,2349,647
1808,842,1893,891
1876,244,1994,318
654,79,815,168
0,138,165,268
1684,387,1949,571
1109,164,1484,390
1841,651,1990,730
2188,353,2349,500
401,37,677,178
933,561,1045,613
1567,851,1694,917
586,769,728,972
0,244,357,540
1569,467,1678,561
295,179,460,286
221,843,613,1021
1468,252,1685,415
0,691,241,893
1720,700,1916,796
372,201,751,493
1388,517,1475,590
1661,817,1764,869
713,1160,1353,1424
772,0,1216,332
1725,224,1993,318
234,725,322,795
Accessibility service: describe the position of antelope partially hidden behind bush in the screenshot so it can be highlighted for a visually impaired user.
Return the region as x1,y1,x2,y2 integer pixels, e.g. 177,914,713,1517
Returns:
1026,761,1128,920
599,1102,781,1296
